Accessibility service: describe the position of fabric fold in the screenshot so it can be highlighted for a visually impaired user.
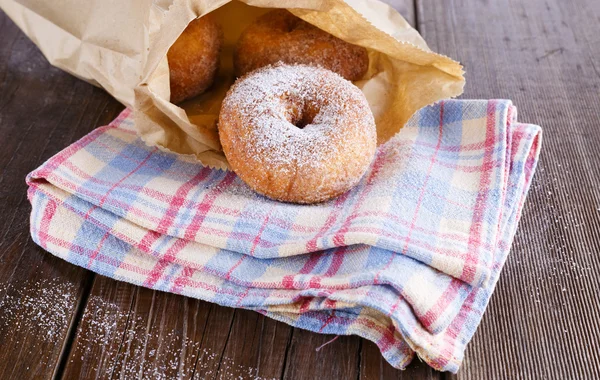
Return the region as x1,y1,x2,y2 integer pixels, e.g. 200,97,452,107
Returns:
27,99,541,372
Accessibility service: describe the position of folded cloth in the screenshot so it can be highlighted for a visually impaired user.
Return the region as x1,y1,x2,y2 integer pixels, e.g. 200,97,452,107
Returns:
27,99,541,373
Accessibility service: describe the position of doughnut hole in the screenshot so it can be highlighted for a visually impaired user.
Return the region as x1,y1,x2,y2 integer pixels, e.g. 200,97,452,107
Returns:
281,96,320,129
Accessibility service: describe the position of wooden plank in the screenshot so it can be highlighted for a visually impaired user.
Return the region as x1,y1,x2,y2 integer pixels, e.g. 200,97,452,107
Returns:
63,277,222,378
282,330,362,380
360,340,439,380
213,309,292,379
417,0,600,378
62,275,293,379
63,276,218,379
0,11,124,379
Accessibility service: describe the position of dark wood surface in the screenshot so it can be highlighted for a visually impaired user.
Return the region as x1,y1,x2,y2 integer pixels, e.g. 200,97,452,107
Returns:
0,0,599,379
419,0,600,378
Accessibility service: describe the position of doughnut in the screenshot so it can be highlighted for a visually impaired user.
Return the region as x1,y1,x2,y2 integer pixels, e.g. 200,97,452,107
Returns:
234,10,369,81
167,14,223,104
218,64,377,204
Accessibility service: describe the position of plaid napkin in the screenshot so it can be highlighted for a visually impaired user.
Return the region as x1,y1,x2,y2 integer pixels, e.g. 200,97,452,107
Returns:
27,100,541,373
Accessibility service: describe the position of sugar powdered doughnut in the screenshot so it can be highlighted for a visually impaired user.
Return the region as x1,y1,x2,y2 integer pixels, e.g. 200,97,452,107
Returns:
218,64,377,204
234,10,369,81
167,14,223,104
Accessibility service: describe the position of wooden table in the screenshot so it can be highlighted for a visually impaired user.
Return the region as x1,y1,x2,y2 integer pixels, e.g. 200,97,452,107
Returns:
1,1,599,378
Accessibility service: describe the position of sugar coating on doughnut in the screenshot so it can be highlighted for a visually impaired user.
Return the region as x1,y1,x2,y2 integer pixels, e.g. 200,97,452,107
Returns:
234,10,369,81
218,64,377,204
167,15,223,104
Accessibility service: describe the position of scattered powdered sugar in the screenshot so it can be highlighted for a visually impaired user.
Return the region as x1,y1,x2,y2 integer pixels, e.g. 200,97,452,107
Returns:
213,177,262,200
0,279,77,372
513,162,597,306
0,282,275,378
219,63,376,201
0,279,76,345
71,296,277,379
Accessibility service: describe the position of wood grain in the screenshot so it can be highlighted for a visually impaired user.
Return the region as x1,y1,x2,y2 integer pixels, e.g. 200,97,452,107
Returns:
62,275,294,379
417,0,600,378
282,330,361,379
213,309,291,379
360,340,439,380
0,11,123,379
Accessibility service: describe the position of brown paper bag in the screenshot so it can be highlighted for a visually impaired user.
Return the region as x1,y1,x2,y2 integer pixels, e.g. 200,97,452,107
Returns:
0,0,465,169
